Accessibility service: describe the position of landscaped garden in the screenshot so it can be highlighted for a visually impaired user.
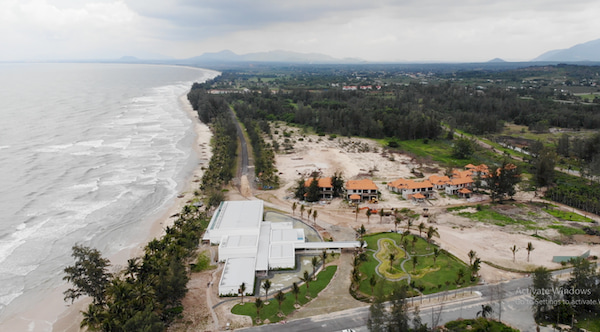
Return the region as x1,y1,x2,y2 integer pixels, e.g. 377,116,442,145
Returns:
231,265,337,324
354,232,476,298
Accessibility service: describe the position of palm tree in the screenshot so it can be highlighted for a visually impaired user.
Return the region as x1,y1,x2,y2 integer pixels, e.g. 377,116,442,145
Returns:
291,282,300,304
471,257,481,278
406,218,413,232
300,204,305,219
239,282,246,303
426,226,439,247
313,209,318,225
477,304,493,319
125,257,140,281
321,250,328,268
456,269,465,284
388,253,396,273
526,242,534,262
510,245,518,262
262,279,271,301
300,270,312,291
366,208,372,223
355,204,360,222
80,303,105,331
412,255,418,272
369,274,378,296
254,297,264,322
356,224,366,239
311,256,319,276
433,248,440,265
307,208,312,220
292,202,297,215
275,290,286,314
401,230,410,242
468,249,477,266
379,208,385,223
418,222,426,237
394,216,401,233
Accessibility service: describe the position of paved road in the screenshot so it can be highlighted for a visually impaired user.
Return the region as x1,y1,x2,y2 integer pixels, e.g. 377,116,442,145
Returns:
237,274,568,332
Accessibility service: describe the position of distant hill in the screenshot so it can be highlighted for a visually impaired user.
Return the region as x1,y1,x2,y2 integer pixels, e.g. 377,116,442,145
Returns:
534,38,600,61
487,58,506,63
179,50,364,64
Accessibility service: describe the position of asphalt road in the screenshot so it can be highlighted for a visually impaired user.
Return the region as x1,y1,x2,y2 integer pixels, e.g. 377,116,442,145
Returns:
237,275,563,332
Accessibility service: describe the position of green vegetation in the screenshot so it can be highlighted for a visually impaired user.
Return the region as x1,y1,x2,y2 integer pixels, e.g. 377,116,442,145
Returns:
190,251,215,272
358,233,475,297
548,225,586,236
456,204,534,227
543,207,595,223
231,265,337,324
444,318,519,331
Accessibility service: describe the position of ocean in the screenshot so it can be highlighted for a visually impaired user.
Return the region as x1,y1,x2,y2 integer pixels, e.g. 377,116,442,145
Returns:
0,63,217,326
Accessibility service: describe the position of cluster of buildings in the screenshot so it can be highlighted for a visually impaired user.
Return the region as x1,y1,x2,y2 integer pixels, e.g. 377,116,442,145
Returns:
304,164,491,203
203,200,359,296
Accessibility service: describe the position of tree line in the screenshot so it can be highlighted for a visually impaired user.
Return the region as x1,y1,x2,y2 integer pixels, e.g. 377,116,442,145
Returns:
63,206,209,331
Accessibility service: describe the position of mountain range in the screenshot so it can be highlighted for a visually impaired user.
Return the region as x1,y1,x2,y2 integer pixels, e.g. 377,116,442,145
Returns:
116,38,600,65
533,38,600,62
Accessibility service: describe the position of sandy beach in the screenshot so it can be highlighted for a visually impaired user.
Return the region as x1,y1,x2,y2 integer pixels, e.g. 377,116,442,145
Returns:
0,93,213,332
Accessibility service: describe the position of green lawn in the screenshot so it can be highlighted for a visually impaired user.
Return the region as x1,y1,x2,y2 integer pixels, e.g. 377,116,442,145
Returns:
457,205,534,227
359,233,474,297
548,225,586,236
543,208,595,223
231,265,337,324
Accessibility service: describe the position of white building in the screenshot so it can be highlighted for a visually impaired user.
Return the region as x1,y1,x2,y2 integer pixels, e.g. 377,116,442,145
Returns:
204,200,359,296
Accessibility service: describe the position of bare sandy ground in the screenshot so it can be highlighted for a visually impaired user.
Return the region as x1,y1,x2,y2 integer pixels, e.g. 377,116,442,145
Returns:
258,126,597,284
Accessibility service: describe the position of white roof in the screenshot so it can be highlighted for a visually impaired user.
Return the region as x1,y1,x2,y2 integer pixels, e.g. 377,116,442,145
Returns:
219,257,256,291
220,234,258,248
255,223,272,271
208,200,263,231
270,243,295,259
295,241,361,249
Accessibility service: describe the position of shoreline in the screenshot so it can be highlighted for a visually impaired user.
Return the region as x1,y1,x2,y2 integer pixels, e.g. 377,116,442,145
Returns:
0,92,213,332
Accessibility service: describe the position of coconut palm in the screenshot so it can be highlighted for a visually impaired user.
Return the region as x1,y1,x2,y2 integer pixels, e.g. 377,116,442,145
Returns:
369,274,378,296
307,208,312,220
426,226,439,246
355,204,360,222
379,208,385,223
300,270,312,291
291,282,300,304
292,202,297,215
456,268,465,284
275,290,286,314
388,253,396,273
262,279,271,301
394,216,401,233
468,249,477,266
510,245,519,262
356,224,366,239
321,250,328,268
412,255,418,272
300,204,305,219
366,208,372,223
80,303,106,330
433,248,440,265
471,257,481,278
254,297,264,322
311,256,319,276
526,242,534,262
477,304,493,318
406,218,413,232
418,222,426,237
313,209,318,225
239,282,246,303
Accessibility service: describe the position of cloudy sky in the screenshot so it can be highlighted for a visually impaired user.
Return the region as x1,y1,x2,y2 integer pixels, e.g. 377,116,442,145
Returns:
1,0,599,62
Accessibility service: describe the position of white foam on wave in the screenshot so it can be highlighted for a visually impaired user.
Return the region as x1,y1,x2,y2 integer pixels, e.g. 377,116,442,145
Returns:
0,218,49,265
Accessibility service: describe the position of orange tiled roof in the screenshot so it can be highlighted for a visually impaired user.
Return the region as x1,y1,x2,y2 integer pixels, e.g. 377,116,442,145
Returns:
304,177,333,188
458,187,472,194
349,194,361,200
388,178,432,190
429,175,450,185
346,179,378,190
449,177,474,185
410,193,426,199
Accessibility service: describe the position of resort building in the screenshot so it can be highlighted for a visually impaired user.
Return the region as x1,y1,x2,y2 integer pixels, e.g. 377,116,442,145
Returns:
387,179,434,200
304,177,334,199
203,200,360,296
346,179,379,202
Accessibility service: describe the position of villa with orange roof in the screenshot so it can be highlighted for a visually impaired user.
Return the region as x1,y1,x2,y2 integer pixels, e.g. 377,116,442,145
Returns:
346,179,378,202
387,178,434,200
428,174,450,190
445,176,474,196
304,177,334,199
